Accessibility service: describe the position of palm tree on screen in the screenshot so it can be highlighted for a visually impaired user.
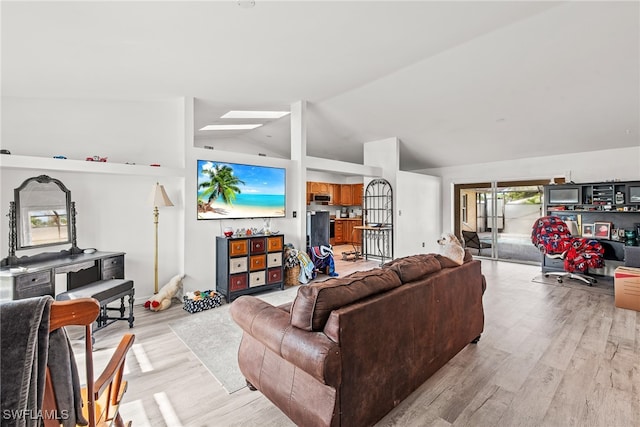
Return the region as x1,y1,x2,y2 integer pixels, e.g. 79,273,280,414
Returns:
199,164,245,206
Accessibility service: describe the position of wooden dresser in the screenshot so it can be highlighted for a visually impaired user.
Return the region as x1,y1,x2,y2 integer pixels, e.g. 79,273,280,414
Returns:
0,251,125,301
216,234,284,301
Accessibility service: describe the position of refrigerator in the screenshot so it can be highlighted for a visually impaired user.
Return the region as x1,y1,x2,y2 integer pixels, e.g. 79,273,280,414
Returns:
307,211,330,248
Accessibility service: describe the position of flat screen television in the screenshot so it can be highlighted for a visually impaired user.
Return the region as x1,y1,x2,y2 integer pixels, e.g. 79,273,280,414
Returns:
547,186,580,204
197,160,286,220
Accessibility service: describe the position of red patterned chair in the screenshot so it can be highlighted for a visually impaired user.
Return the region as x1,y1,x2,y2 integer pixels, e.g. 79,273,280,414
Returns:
531,216,605,285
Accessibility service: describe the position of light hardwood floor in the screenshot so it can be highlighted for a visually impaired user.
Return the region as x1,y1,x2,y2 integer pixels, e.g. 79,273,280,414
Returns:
82,254,640,427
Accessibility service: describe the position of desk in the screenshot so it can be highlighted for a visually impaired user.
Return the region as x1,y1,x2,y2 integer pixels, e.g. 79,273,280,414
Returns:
0,251,125,301
354,225,393,266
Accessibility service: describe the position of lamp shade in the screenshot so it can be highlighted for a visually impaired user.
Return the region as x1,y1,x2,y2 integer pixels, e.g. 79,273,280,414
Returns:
149,182,174,207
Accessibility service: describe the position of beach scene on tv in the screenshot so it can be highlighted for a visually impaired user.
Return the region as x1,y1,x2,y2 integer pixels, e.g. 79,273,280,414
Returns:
197,160,286,220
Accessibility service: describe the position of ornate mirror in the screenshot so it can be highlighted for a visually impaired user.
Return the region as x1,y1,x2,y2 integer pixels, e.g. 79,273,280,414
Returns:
12,174,79,250
14,175,72,249
2,175,80,266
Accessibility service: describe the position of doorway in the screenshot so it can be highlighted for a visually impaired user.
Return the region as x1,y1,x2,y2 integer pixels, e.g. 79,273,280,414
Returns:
454,179,559,263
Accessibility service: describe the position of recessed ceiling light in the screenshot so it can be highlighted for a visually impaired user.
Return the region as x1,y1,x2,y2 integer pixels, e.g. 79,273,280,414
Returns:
221,110,290,119
199,124,263,131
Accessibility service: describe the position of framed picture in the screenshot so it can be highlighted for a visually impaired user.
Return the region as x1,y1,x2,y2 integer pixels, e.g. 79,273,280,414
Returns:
581,223,594,237
594,221,612,239
611,229,619,241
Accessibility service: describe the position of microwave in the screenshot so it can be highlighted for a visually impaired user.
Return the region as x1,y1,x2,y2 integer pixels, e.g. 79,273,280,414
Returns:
313,194,331,202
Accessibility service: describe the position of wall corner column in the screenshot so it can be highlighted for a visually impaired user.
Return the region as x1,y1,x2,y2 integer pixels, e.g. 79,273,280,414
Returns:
291,100,307,250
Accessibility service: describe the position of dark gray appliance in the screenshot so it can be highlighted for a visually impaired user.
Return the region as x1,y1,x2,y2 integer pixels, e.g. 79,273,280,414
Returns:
307,211,330,248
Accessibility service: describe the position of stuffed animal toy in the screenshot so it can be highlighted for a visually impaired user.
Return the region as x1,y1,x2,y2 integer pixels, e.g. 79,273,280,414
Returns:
437,233,465,265
144,274,184,312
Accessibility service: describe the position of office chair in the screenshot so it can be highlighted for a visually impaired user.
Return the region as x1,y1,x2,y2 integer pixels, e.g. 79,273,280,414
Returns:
531,216,604,286
461,230,492,256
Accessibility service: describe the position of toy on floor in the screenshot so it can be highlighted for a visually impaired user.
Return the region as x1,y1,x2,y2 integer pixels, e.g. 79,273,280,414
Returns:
437,232,465,265
144,274,184,312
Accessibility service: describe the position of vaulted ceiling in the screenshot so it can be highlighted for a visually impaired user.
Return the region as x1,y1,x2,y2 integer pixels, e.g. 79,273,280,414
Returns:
2,1,638,171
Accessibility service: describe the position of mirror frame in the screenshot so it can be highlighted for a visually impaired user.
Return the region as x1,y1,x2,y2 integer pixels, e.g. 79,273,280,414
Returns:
13,175,75,250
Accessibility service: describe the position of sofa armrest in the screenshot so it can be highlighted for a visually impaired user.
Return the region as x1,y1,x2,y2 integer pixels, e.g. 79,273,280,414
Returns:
230,296,341,386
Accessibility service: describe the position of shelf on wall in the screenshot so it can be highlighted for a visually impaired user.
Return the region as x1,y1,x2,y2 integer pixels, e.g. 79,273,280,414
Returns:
0,155,184,177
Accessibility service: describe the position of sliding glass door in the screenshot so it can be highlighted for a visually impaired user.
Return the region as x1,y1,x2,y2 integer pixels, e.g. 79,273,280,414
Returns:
455,180,552,263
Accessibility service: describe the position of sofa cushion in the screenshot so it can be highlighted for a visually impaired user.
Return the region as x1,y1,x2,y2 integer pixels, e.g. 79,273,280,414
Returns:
436,250,474,269
290,268,402,332
382,254,442,283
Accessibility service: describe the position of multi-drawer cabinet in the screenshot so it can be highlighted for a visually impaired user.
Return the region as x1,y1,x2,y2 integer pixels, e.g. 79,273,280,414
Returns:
0,251,126,301
216,234,285,301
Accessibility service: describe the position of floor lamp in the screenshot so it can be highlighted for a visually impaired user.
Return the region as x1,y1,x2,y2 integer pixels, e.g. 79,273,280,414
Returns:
150,182,174,294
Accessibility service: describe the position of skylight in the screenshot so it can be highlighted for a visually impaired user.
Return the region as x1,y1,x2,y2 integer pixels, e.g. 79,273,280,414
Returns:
220,110,290,119
199,124,263,131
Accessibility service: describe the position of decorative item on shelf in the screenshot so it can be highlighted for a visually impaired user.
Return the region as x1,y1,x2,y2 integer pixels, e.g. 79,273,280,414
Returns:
593,221,612,240
624,230,637,246
149,182,174,294
0,149,10,155
581,223,594,238
53,155,67,159
86,155,107,162
223,226,234,237
263,218,271,235
150,164,161,167
611,229,620,241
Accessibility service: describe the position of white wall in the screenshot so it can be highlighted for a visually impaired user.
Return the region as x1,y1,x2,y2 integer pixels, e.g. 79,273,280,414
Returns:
419,146,640,233
395,171,442,256
1,97,185,303
2,97,183,167
363,137,443,258
183,146,301,294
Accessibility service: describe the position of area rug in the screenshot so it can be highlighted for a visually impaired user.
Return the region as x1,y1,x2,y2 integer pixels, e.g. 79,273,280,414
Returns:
531,273,614,296
168,286,299,394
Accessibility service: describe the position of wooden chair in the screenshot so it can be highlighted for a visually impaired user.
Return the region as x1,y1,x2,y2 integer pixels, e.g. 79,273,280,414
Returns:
42,298,135,427
461,230,492,256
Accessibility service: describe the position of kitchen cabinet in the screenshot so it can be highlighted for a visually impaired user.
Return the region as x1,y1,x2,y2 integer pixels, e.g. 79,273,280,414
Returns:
353,183,363,206
352,219,363,245
334,221,344,244
343,220,355,244
306,181,364,206
309,182,330,195
329,184,340,205
340,184,353,206
334,219,363,245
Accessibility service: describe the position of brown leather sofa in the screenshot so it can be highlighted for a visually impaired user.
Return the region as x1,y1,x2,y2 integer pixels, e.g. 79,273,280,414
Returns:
230,251,486,427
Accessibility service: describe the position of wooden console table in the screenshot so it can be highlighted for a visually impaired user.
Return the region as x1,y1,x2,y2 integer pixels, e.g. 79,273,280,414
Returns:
0,250,126,301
